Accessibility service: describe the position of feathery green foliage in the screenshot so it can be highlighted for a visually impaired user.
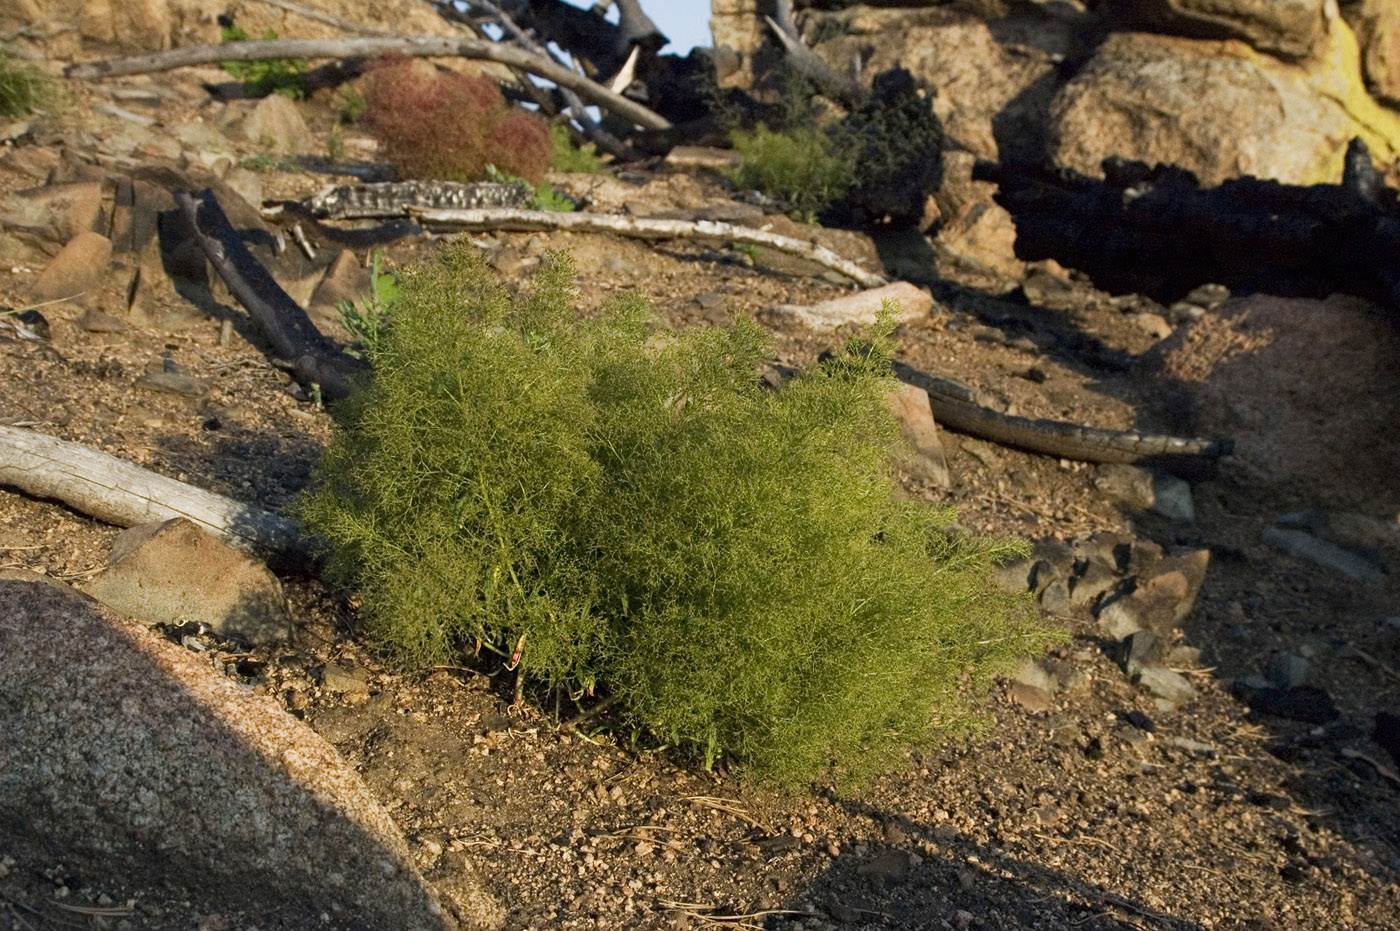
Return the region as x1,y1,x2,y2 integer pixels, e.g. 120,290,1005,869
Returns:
727,123,856,223
0,52,58,118
551,124,606,174
301,245,1053,784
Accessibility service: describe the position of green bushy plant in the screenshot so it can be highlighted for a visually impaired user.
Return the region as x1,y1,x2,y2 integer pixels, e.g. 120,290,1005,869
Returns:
361,58,552,184
0,51,58,118
550,124,606,174
219,25,307,99
301,245,1053,784
727,123,856,223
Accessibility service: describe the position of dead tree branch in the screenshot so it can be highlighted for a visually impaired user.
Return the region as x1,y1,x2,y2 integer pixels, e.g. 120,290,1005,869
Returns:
0,426,306,559
174,189,367,402
404,206,888,287
64,35,671,130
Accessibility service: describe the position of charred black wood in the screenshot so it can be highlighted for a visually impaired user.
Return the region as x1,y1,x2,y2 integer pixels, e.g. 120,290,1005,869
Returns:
174,189,366,401
502,0,665,82
976,139,1400,311
820,68,943,231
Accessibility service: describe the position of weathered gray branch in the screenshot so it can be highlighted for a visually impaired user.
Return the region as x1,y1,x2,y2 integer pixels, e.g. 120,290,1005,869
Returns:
64,35,671,130
0,426,306,558
405,206,889,287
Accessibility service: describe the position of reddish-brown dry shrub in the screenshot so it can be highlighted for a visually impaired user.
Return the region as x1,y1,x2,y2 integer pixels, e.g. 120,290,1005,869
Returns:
361,58,552,183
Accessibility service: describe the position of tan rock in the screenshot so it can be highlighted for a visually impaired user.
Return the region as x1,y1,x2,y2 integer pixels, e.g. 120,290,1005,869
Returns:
231,94,313,155
307,248,368,342
1099,0,1328,59
0,572,475,929
1343,0,1400,106
28,230,112,303
1049,24,1400,185
1,181,103,247
81,517,293,644
760,281,933,333
887,382,951,488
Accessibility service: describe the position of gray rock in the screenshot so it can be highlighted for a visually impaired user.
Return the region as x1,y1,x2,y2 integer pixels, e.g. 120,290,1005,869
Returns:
1261,525,1385,585
1117,630,1166,672
80,518,292,644
1095,464,1194,521
1149,474,1195,522
1070,558,1119,610
0,573,476,930
1038,578,1072,617
1132,664,1196,707
1097,599,1144,640
1010,657,1058,694
323,662,373,694
1268,653,1310,689
992,556,1036,595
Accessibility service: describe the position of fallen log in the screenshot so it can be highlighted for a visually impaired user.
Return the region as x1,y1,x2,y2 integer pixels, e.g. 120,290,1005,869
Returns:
64,35,671,131
903,368,1232,477
0,425,306,559
404,206,889,287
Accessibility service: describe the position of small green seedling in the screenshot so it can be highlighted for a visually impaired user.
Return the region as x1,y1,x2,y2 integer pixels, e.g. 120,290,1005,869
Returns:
336,251,401,359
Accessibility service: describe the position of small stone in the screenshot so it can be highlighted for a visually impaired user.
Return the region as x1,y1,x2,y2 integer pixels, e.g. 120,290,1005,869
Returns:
856,850,909,883
887,383,950,487
1038,579,1072,617
1095,463,1155,510
1268,653,1310,689
77,308,129,333
136,371,209,397
1010,682,1054,713
1166,301,1205,325
1149,474,1195,522
322,663,372,694
694,292,723,309
1116,629,1165,672
991,557,1035,594
1070,559,1119,610
1010,658,1057,694
1131,664,1195,707
1097,599,1144,639
954,910,975,930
